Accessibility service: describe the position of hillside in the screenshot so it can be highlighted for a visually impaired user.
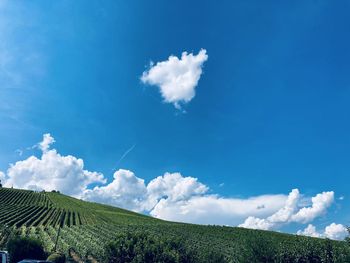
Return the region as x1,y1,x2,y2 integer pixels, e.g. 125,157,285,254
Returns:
0,187,349,262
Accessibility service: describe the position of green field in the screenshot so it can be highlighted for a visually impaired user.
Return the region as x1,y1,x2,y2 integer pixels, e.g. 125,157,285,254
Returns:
0,187,349,262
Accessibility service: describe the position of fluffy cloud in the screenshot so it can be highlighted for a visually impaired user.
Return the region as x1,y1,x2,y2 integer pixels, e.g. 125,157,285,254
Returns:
239,189,334,230
239,216,274,231
147,172,208,203
83,169,148,211
297,224,321,238
141,49,208,109
1,134,105,196
267,189,300,224
324,223,348,240
291,191,334,223
297,223,348,240
83,171,210,213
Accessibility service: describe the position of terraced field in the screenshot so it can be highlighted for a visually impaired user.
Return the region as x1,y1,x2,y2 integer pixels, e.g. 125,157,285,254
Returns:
0,187,151,228
0,187,349,262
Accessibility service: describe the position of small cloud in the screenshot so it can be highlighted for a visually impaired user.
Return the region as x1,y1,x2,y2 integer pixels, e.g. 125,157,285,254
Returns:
339,196,344,201
38,133,55,152
297,224,321,238
141,49,208,109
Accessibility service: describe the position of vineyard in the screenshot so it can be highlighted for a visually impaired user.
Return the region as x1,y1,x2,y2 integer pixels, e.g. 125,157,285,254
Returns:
0,187,349,262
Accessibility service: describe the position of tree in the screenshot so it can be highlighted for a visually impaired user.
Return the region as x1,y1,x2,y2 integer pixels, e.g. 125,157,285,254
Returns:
346,227,350,244
7,236,46,263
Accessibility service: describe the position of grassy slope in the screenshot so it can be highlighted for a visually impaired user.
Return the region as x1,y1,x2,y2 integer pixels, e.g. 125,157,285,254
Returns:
0,187,349,262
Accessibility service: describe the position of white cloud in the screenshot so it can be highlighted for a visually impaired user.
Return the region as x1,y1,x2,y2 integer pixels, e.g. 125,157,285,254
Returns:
267,188,300,223
83,169,147,211
141,49,208,109
324,223,348,240
297,223,348,241
150,193,287,226
38,133,55,152
297,224,321,238
163,176,284,225
83,171,211,213
2,134,105,196
291,191,334,223
147,172,208,203
239,190,334,230
239,216,274,231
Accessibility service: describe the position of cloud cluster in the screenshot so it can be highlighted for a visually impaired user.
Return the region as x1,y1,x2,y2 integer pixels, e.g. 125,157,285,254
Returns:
84,171,208,213
239,189,334,230
297,223,348,241
141,49,208,109
84,171,286,225
2,134,105,196
0,134,287,225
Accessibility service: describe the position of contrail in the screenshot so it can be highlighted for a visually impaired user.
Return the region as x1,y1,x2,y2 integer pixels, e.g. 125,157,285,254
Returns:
115,143,136,168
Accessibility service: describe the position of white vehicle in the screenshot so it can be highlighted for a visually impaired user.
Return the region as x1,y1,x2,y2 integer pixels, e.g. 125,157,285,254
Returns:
0,251,9,263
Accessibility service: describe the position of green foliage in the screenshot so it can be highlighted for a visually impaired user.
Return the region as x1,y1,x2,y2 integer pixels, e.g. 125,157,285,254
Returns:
105,231,225,263
47,252,66,263
7,236,46,263
0,225,15,249
0,187,350,262
238,229,350,262
346,227,350,244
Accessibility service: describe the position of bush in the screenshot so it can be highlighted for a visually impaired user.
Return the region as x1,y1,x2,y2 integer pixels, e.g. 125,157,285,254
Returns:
105,231,225,263
47,252,66,263
7,236,46,263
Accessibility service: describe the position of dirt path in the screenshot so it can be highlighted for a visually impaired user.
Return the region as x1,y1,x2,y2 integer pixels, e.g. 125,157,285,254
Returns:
68,249,99,263
68,249,84,263
88,255,99,263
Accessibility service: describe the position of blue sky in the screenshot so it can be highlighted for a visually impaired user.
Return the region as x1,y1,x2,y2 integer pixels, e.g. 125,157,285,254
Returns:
0,0,349,238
